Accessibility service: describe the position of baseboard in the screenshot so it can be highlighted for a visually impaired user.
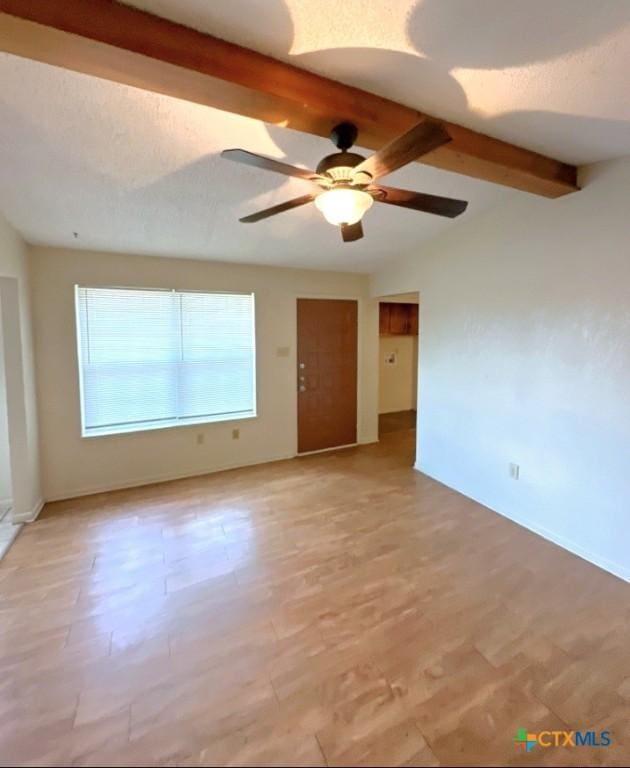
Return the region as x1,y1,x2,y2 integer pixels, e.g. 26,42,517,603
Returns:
46,440,385,503
415,463,630,584
297,443,358,457
44,452,296,503
13,497,44,524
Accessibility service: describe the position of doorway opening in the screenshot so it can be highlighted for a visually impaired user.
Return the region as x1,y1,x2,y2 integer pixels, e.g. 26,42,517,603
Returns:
377,292,419,460
0,290,17,559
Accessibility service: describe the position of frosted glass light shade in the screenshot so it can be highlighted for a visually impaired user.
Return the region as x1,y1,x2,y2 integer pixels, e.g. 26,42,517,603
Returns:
315,188,373,226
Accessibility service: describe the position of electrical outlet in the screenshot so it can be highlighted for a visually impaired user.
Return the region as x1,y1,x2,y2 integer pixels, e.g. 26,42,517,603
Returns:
196,433,204,445
509,462,520,480
232,428,240,440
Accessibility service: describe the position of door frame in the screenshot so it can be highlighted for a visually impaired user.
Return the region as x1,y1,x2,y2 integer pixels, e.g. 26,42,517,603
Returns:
0,277,32,522
375,292,420,463
293,293,363,456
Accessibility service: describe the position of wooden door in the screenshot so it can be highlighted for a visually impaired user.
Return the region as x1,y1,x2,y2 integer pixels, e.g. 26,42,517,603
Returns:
297,299,358,453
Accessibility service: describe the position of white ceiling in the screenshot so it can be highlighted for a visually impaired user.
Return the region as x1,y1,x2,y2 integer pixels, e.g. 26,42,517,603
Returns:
0,53,505,272
1,0,629,272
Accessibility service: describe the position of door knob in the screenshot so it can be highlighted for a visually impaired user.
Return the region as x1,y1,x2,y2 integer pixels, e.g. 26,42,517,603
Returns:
299,385,306,392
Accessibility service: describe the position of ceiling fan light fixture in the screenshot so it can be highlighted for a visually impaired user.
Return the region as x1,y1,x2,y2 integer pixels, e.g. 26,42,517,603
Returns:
314,187,373,226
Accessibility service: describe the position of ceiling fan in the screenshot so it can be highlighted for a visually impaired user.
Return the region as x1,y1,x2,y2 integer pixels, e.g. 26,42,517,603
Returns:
221,120,468,242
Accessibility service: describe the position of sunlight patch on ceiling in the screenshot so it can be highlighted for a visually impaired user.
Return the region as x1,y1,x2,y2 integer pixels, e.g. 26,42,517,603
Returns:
286,0,418,56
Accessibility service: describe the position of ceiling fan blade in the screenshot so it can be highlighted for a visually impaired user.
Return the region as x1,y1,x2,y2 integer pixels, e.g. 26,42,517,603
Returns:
353,120,451,181
376,185,468,218
239,194,316,223
222,149,320,181
340,221,364,242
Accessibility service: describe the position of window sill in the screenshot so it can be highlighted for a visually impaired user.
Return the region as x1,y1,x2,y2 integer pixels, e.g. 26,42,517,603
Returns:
81,411,257,439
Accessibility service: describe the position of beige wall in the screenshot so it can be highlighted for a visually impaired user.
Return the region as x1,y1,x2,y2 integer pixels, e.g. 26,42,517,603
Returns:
29,247,378,501
378,335,418,414
0,214,41,520
379,293,420,304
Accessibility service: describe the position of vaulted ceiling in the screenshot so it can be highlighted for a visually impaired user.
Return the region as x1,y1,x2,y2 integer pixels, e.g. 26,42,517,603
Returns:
0,0,628,271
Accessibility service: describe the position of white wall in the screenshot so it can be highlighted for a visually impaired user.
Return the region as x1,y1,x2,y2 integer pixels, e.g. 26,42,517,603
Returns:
378,335,418,414
372,158,630,582
0,309,11,508
29,247,378,501
0,214,41,521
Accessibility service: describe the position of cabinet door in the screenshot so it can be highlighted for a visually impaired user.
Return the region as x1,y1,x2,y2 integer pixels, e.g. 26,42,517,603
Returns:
379,303,391,335
379,302,419,335
408,304,419,335
388,303,409,335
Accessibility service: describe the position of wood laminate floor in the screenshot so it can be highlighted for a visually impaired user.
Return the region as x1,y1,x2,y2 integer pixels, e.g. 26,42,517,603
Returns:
1,430,628,766
378,410,417,436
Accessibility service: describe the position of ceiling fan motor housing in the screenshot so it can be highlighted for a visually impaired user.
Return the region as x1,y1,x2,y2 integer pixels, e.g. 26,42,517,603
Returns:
316,151,366,182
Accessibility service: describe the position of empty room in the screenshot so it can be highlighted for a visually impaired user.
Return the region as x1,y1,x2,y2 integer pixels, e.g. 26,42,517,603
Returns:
0,1,629,766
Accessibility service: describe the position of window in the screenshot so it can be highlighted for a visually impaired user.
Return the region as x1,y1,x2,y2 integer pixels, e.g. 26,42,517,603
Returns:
75,286,256,437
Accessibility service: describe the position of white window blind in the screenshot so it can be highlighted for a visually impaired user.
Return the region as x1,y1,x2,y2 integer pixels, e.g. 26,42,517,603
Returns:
75,286,256,436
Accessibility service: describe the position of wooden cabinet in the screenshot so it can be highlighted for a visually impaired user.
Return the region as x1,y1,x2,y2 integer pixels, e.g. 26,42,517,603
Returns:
379,303,391,335
408,304,419,335
379,302,418,336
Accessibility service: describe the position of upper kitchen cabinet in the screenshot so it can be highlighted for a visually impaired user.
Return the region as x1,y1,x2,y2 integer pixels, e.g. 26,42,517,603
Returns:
379,302,418,336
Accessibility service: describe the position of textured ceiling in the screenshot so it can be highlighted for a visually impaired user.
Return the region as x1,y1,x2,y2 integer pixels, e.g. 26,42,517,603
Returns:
0,54,505,272
130,0,630,165
1,0,629,271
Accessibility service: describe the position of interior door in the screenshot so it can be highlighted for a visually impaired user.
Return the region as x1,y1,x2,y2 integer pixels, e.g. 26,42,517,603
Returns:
297,299,358,453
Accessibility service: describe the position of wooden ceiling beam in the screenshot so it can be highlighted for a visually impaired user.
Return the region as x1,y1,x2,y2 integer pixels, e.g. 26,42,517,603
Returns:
0,0,579,197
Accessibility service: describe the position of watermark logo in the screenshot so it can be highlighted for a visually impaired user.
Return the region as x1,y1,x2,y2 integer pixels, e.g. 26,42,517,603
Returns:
514,728,611,752
514,728,538,752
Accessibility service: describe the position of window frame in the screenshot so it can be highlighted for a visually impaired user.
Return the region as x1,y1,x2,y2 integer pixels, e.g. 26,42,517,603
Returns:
74,285,257,438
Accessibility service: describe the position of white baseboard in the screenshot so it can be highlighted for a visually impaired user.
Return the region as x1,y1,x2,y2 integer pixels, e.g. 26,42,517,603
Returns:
415,463,630,584
297,443,358,457
44,453,295,503
13,498,44,524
